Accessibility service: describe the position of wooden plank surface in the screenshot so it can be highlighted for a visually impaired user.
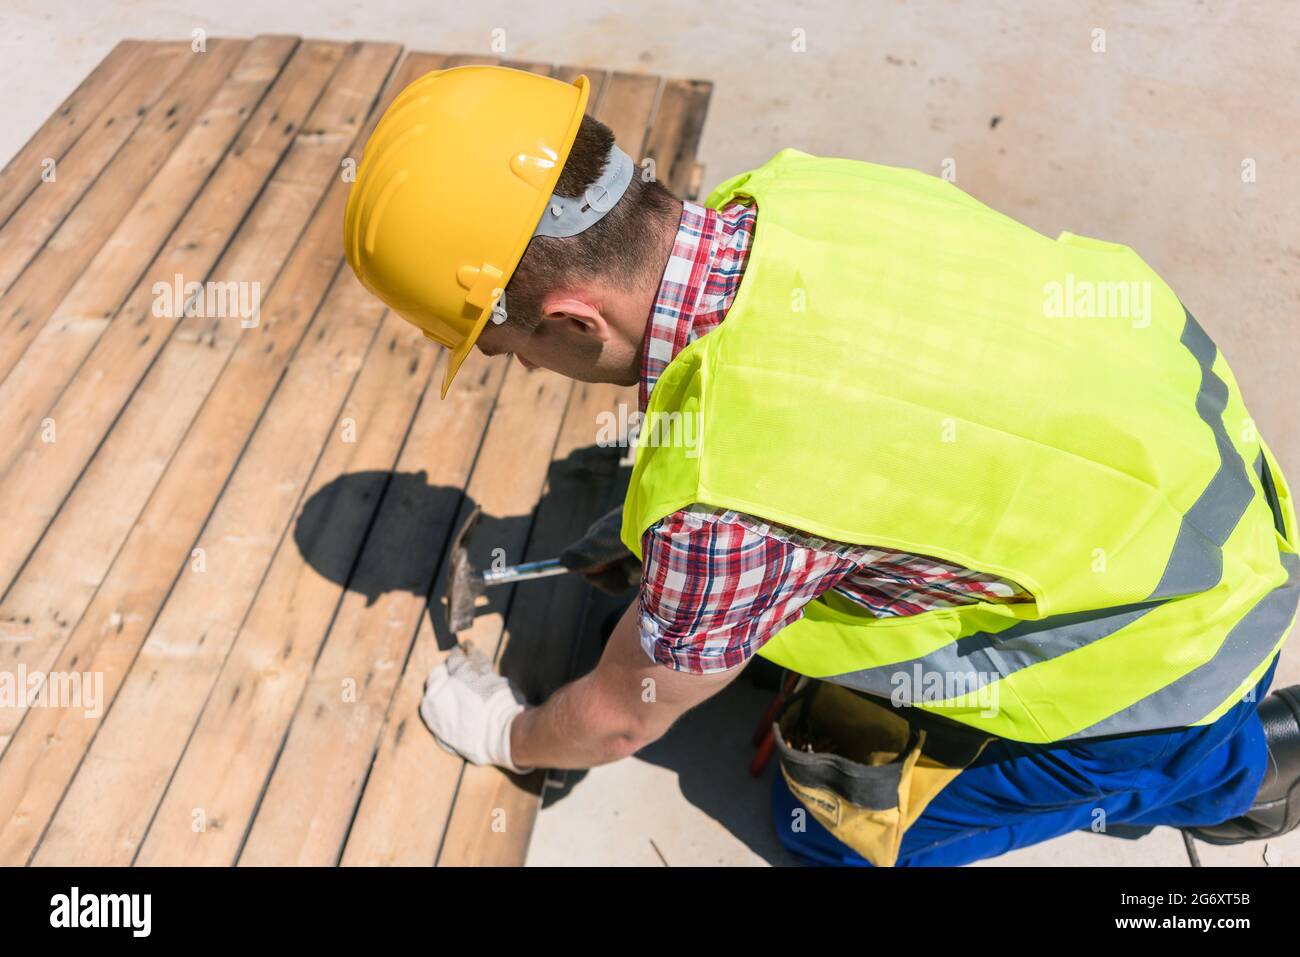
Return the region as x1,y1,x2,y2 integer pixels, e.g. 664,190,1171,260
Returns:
0,40,345,599
0,41,146,226
29,40,402,868
137,51,449,867
0,35,299,744
0,37,294,386
338,62,619,867
237,55,520,868
0,38,361,863
338,65,659,867
0,39,712,867
435,68,662,867
0,38,332,718
0,42,193,297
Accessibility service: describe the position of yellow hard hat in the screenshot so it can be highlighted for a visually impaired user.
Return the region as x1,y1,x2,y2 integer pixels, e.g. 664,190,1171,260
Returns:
344,65,591,397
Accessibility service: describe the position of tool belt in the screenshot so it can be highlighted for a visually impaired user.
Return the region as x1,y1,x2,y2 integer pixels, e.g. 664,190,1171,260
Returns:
773,679,993,867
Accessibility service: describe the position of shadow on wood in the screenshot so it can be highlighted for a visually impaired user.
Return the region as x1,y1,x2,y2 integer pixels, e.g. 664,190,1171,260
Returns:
292,443,634,661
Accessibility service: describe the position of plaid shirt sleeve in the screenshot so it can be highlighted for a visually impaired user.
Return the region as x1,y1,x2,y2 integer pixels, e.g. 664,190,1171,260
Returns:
636,507,860,673
636,505,1032,674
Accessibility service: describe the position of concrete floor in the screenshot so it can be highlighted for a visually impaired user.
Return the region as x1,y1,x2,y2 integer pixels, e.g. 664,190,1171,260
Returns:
7,1,1297,866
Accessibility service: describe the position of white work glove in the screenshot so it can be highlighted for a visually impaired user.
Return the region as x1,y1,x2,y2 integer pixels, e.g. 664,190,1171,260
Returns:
419,643,533,774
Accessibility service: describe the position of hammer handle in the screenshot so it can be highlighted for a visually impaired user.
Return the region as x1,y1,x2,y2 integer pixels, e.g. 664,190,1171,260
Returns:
481,557,568,586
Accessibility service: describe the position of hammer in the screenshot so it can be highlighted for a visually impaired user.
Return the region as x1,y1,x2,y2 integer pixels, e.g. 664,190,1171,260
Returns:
444,504,639,633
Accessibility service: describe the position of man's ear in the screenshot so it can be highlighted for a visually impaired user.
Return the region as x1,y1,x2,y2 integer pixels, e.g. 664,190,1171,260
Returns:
541,294,612,341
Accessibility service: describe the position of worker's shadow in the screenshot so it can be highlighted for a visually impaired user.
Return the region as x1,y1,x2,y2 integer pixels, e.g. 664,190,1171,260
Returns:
291,445,803,866
295,471,516,616
292,442,630,663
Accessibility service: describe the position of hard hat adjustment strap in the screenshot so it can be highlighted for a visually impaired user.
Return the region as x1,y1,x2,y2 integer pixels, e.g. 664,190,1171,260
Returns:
532,144,634,240
494,144,634,325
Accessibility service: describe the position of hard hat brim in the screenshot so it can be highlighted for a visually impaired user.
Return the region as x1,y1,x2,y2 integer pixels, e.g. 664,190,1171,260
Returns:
440,305,496,398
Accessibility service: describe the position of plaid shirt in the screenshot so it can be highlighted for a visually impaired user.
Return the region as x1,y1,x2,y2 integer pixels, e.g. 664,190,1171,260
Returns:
636,200,1032,674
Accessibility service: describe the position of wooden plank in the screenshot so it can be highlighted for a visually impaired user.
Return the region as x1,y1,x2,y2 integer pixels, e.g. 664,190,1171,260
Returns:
236,354,514,867
0,41,340,863
0,41,369,727
335,68,650,867
0,40,347,601
24,41,402,868
334,401,569,864
246,356,561,867
236,50,521,867
589,71,661,171
0,43,318,857
642,78,713,197
133,54,458,868
439,53,503,68
335,59,616,868
0,37,300,734
0,37,296,386
337,372,578,866
432,69,668,866
0,42,193,296
434,421,630,866
501,400,637,706
0,41,146,227
555,64,612,115
135,309,437,866
499,59,555,74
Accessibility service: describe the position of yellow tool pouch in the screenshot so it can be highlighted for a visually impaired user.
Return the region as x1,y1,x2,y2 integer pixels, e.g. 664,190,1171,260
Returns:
774,680,993,867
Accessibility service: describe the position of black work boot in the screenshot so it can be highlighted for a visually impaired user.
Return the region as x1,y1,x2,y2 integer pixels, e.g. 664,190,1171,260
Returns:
1187,685,1300,845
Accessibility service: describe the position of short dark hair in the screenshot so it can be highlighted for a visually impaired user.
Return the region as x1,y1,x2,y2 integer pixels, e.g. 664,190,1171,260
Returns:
503,115,679,331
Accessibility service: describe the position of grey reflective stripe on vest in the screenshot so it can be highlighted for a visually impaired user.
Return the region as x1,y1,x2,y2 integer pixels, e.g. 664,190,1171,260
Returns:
1068,551,1298,739
841,598,1165,706
1147,310,1256,598
831,306,1286,736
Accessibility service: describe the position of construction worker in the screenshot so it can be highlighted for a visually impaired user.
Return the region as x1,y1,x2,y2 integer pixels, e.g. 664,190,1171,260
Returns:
344,65,1300,866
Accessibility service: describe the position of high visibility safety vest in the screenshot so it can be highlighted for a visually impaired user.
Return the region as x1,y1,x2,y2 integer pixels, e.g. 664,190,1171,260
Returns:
620,149,1299,743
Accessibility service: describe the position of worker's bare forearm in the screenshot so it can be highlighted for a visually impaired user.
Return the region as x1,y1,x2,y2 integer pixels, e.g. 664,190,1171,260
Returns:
510,673,648,769
509,604,741,770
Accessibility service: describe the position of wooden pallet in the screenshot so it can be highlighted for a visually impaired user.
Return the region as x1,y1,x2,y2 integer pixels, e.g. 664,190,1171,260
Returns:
0,38,711,866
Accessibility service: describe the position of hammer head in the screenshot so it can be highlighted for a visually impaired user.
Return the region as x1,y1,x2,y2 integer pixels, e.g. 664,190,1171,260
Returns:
446,504,486,633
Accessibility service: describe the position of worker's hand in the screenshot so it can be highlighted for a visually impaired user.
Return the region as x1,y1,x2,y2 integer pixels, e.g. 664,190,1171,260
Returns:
559,506,641,594
419,643,533,774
